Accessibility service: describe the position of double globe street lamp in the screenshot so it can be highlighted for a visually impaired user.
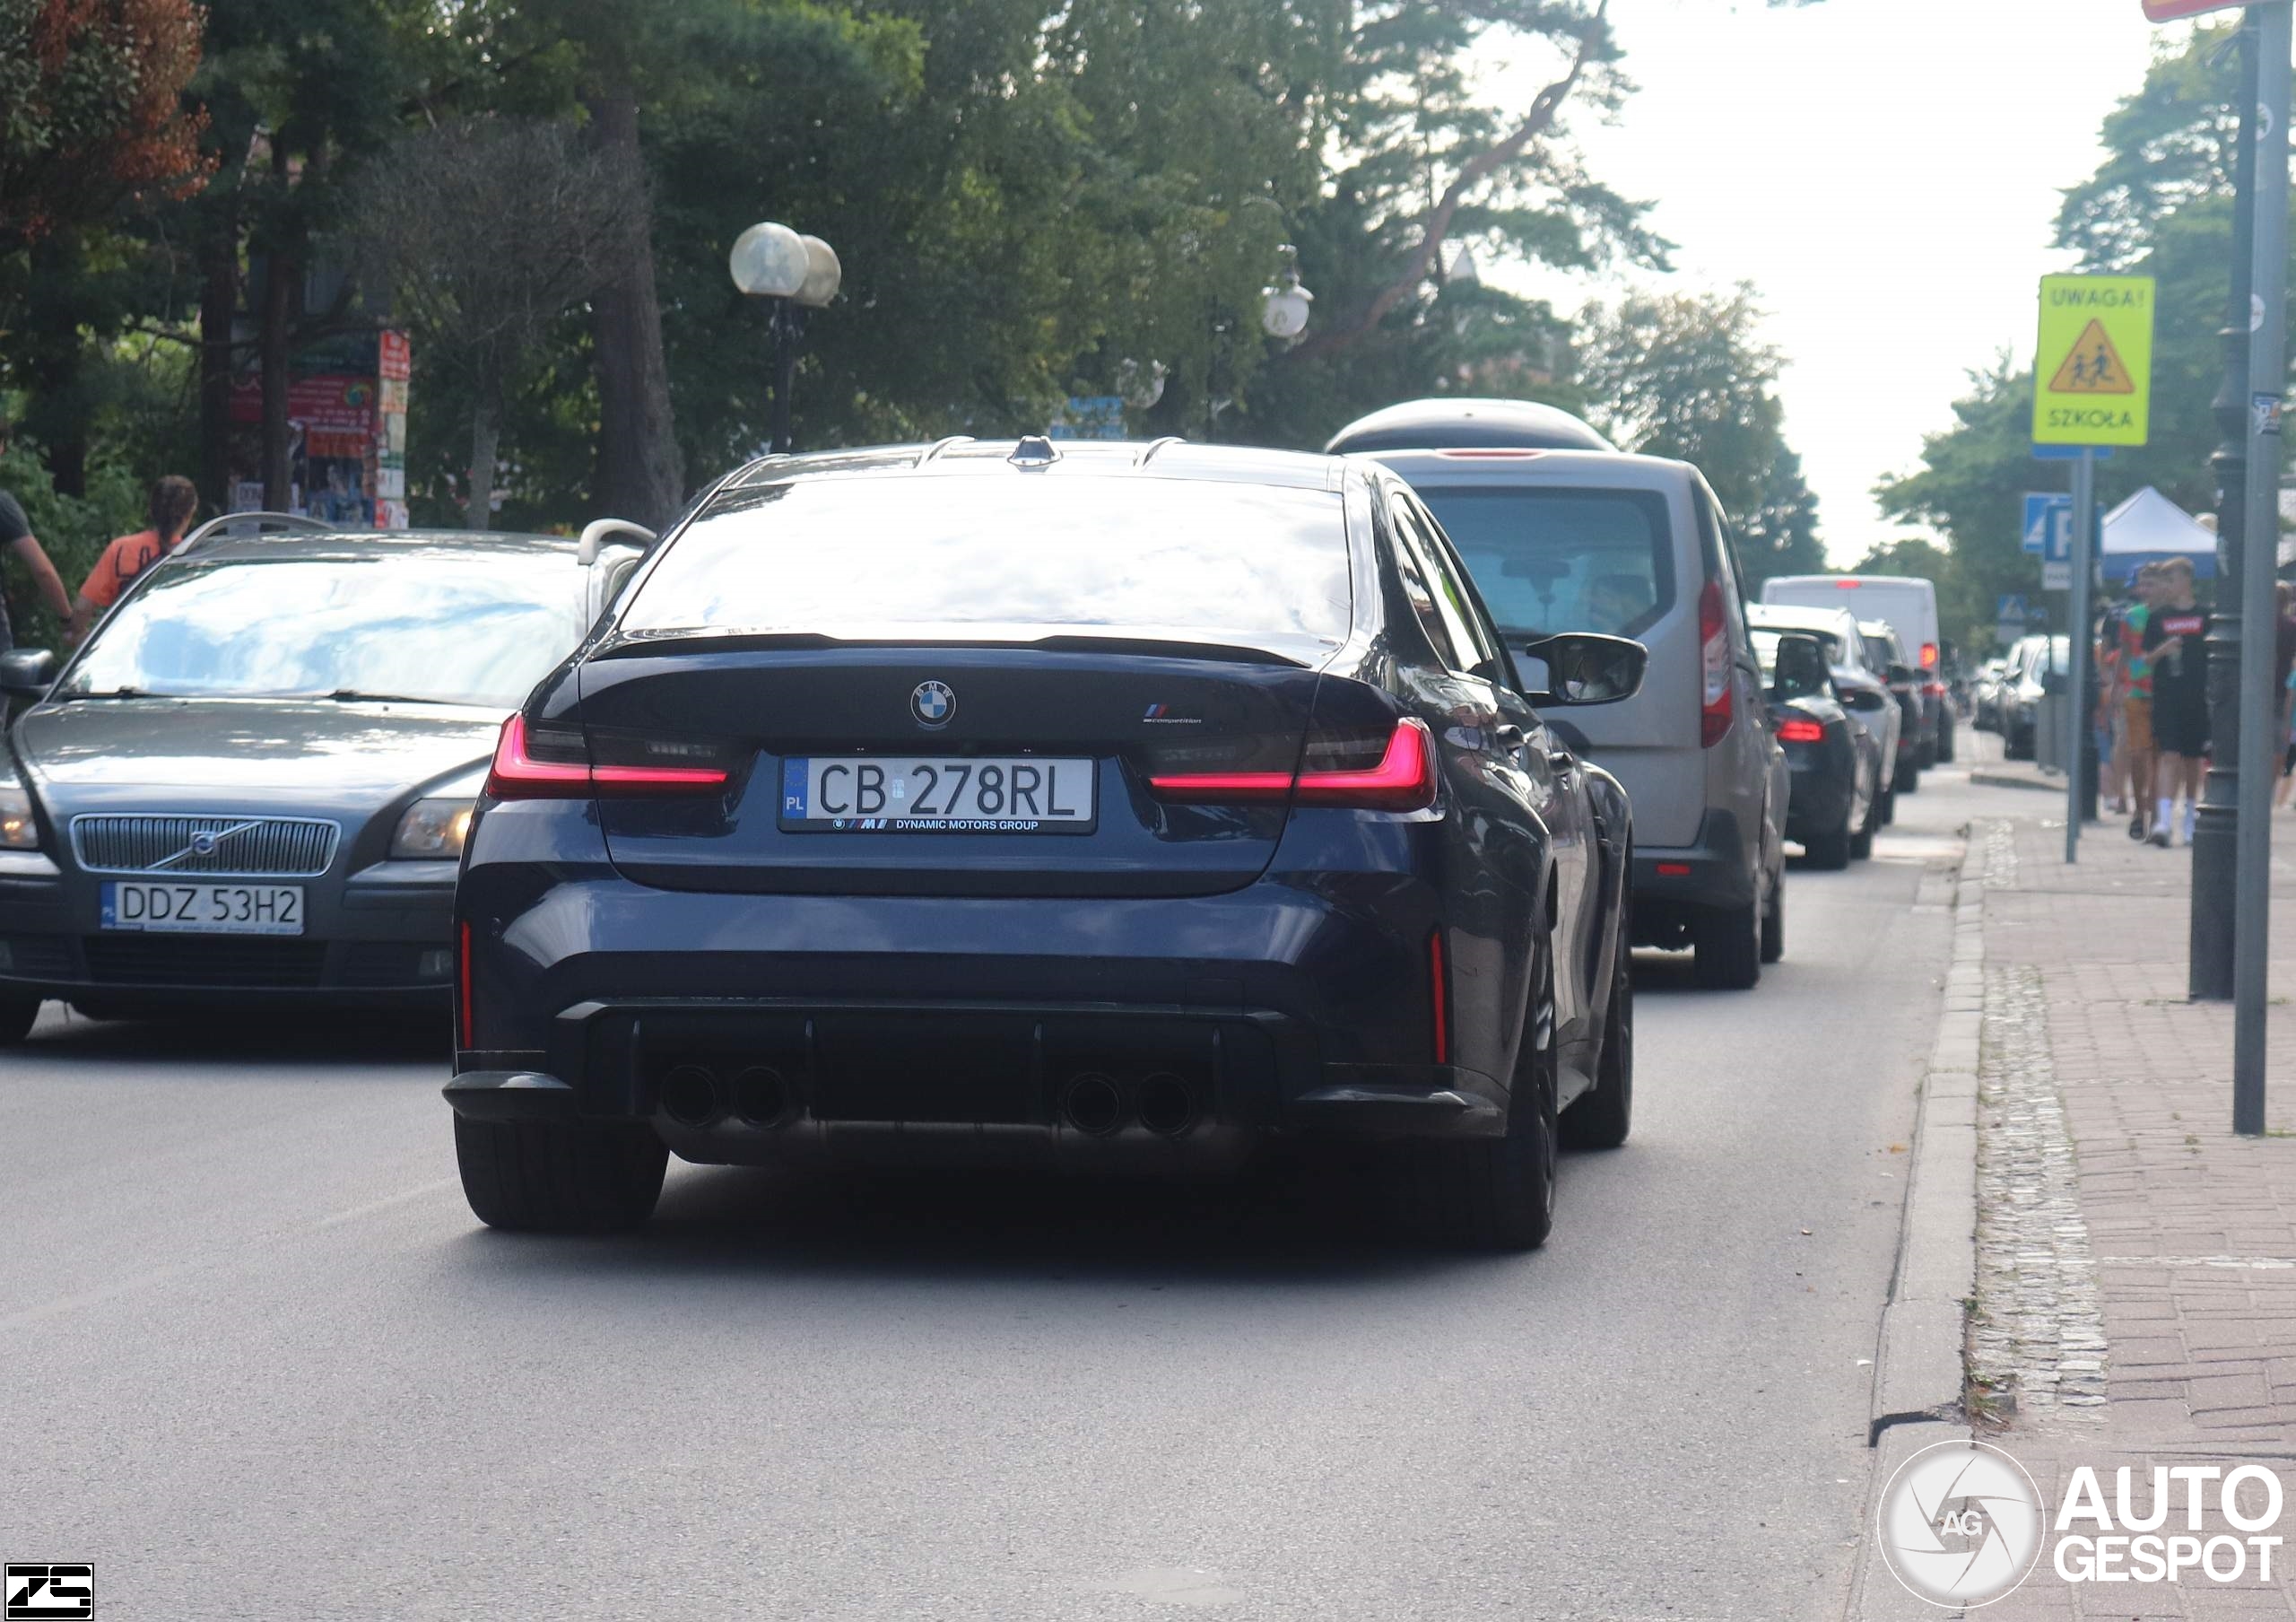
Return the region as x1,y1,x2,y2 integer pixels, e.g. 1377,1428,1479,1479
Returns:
729,221,841,454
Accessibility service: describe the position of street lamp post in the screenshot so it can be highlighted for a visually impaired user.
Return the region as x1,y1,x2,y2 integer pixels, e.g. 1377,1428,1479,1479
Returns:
729,222,841,455
2193,11,2260,1001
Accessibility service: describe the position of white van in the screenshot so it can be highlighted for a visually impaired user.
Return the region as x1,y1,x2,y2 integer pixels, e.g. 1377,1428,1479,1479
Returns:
1761,575,1951,766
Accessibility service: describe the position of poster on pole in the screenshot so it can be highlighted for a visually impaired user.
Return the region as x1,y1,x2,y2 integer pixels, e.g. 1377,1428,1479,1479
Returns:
2033,275,2157,447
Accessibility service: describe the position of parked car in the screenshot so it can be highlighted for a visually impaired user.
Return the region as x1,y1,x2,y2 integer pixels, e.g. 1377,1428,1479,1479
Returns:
1972,657,2012,733
1748,601,1900,840
2000,634,2071,762
1749,629,1877,868
0,512,652,1038
445,438,1643,1250
1763,574,1951,765
1858,621,1928,795
1328,401,1789,989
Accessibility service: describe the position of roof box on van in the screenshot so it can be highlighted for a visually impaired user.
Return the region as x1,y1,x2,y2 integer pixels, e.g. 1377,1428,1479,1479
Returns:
1324,397,1617,457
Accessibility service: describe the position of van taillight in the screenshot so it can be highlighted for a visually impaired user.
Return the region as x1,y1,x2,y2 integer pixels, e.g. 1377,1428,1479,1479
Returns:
1920,642,1939,668
1148,717,1437,812
483,713,730,799
1700,579,1733,747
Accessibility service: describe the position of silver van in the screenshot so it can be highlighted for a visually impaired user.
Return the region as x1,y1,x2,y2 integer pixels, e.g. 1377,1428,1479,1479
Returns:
1332,406,1788,989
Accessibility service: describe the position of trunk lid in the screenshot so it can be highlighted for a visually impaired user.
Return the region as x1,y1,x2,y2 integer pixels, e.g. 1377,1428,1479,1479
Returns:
579,640,1325,898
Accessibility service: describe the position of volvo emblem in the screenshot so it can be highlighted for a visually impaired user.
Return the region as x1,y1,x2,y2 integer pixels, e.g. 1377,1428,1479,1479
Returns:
190,832,219,856
910,680,955,729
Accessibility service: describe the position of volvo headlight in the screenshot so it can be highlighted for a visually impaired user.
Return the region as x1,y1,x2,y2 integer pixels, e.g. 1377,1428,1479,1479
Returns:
0,783,37,850
390,798,474,859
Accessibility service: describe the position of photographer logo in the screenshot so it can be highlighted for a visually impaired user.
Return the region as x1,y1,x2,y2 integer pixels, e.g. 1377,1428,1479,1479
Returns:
1878,1441,2046,1607
4,1565,91,1620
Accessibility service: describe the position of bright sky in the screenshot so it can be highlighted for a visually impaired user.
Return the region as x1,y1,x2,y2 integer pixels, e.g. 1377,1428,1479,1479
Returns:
1486,0,2193,562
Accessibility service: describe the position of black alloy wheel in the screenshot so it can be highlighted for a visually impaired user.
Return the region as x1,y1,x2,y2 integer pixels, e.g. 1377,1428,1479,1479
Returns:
1561,915,1633,1150
1411,940,1559,1251
0,991,39,1045
454,1115,670,1233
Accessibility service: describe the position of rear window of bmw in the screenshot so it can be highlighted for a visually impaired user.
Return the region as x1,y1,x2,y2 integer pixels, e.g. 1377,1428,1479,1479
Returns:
1412,487,1674,641
618,477,1353,661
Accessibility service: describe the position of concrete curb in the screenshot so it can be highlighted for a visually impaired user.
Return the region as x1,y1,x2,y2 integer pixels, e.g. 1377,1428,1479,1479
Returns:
1842,826,1986,1620
1967,768,2063,795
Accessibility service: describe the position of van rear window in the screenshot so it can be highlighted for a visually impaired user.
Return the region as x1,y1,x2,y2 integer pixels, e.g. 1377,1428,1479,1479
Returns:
1414,487,1674,640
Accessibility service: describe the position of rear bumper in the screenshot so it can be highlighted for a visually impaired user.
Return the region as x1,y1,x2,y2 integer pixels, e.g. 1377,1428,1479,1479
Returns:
450,867,1517,1158
446,996,1502,1169
1628,807,1755,942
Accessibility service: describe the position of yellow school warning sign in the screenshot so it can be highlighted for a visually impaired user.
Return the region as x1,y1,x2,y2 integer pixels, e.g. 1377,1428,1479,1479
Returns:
2033,274,2156,446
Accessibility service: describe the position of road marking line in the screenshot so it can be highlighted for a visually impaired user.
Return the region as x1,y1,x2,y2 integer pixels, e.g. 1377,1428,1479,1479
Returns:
316,1177,459,1229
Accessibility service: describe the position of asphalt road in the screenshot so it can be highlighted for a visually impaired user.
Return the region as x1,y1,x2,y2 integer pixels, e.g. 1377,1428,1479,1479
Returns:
0,762,1993,1622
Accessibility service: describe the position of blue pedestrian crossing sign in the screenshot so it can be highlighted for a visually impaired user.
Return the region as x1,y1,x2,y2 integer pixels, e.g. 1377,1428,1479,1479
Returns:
2022,493,2073,560
1996,595,2031,645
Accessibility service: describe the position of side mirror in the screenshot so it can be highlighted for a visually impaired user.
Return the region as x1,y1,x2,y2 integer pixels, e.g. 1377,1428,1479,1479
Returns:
1839,686,1888,714
0,649,56,701
1887,663,1918,686
1515,632,1648,707
1770,633,1830,702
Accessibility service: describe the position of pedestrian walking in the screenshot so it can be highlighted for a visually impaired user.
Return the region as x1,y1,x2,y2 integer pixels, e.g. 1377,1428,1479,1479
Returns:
67,475,199,644
2097,597,2130,815
2144,556,2208,848
0,415,78,657
2118,563,2160,839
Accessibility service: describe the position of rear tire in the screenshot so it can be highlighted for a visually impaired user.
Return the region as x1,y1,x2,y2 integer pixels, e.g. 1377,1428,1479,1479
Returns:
1805,813,1853,870
1561,922,1632,1151
0,992,39,1045
1850,815,1875,861
1898,762,1922,793
1408,946,1558,1250
454,1115,668,1233
1697,895,1763,988
1877,784,1896,825
1937,718,1955,763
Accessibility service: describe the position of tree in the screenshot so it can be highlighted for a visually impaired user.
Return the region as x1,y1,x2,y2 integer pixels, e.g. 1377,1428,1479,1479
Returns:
1575,283,1822,583
347,118,644,528
0,0,208,248
1877,19,2269,653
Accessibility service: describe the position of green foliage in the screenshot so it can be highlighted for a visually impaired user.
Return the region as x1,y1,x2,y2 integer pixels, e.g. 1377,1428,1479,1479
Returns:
1577,284,1824,586
0,434,142,647
1882,22,2266,654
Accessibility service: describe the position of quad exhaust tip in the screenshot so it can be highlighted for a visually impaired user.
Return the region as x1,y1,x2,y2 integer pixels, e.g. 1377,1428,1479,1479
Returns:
1061,1073,1125,1137
730,1065,789,1129
1135,1072,1196,1138
658,1063,725,1129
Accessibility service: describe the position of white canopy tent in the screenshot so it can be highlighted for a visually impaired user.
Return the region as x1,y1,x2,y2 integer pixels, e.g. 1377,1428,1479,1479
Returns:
2100,485,2217,582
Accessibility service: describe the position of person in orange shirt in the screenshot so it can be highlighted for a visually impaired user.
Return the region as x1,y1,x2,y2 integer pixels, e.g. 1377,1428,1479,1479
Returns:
68,475,198,644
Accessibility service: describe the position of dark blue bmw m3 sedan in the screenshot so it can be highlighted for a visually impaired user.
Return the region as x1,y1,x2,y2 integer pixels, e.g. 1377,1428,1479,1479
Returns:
445,438,1643,1248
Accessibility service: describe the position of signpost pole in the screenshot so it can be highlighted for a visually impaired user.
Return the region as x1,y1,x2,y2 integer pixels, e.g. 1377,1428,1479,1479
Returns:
2194,10,2260,1000
2233,0,2290,1137
2067,447,2097,864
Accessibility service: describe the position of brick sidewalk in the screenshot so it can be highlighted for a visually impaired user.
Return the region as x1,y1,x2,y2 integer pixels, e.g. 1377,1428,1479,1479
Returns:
1972,798,2296,1618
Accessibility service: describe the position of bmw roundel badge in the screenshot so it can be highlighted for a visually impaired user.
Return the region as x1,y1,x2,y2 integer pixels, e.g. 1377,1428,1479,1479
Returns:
910,680,955,729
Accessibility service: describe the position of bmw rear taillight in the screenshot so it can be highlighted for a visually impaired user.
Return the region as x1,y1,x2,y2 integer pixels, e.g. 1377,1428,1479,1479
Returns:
483,713,731,799
1778,718,1825,744
1148,717,1437,812
1699,579,1733,747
